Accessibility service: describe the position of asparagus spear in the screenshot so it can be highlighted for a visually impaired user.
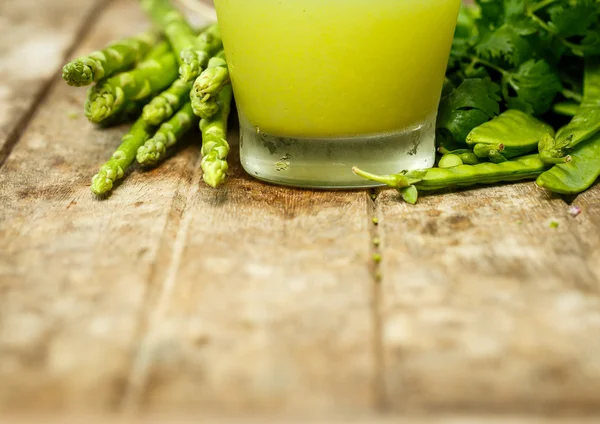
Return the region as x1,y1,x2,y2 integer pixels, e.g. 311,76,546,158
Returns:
191,50,230,119
139,0,222,82
62,30,161,87
85,43,178,124
91,118,155,195
95,100,147,128
142,79,193,125
180,24,223,82
141,0,196,58
193,50,230,99
200,85,233,187
191,92,220,119
137,102,198,166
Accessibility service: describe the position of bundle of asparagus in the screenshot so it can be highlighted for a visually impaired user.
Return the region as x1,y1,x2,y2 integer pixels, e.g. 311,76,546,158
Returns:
62,0,232,196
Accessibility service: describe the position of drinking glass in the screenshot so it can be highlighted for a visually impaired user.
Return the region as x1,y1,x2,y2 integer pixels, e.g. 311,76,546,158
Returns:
213,0,461,187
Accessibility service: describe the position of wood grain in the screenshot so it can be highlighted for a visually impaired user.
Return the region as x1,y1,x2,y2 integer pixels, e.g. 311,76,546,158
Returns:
1,0,600,420
0,0,378,416
0,0,108,164
3,415,600,424
572,183,600,283
375,182,600,414
0,0,201,412
120,131,378,416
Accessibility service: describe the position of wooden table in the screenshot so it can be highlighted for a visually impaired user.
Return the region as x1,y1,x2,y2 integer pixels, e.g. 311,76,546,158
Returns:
1,0,599,422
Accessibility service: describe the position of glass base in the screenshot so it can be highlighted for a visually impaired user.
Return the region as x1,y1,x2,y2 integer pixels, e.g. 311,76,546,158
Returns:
239,114,437,189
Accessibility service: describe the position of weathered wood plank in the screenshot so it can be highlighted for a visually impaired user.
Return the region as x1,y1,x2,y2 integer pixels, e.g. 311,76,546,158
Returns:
376,183,600,414
572,183,600,283
0,0,205,412
0,0,377,414
120,134,378,415
3,415,600,424
0,0,107,163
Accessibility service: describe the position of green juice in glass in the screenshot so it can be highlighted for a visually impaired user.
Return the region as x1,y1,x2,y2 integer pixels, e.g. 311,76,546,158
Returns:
213,0,461,187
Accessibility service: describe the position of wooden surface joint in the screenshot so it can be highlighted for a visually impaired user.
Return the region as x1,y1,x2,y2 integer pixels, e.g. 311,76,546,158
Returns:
366,190,389,412
120,158,203,413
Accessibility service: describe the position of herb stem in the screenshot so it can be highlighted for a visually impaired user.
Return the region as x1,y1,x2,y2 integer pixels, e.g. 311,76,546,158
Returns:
528,12,556,34
561,89,583,103
529,0,561,13
527,9,584,57
471,57,508,76
464,56,479,76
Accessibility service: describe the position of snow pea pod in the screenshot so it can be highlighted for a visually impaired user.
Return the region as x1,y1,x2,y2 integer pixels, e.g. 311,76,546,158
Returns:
488,150,508,163
438,147,480,165
536,133,600,195
458,152,480,165
540,58,600,162
473,143,505,158
353,155,549,193
400,186,419,205
438,154,464,168
467,109,555,159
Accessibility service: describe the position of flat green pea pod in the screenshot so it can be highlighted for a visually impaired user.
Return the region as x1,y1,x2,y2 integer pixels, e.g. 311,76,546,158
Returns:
488,149,508,164
536,133,600,195
473,143,504,158
437,147,480,165
438,154,464,168
540,58,600,163
467,109,555,159
458,153,480,165
400,186,419,205
353,155,550,193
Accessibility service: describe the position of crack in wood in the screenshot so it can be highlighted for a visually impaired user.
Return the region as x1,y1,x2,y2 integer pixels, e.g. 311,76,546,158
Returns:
366,190,389,412
120,157,203,412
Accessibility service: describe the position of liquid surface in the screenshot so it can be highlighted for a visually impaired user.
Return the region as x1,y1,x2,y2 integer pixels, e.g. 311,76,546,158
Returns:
214,0,460,137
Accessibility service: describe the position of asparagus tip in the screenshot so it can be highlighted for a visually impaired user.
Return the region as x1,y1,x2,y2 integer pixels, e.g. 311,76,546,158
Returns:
85,87,118,123
142,106,168,126
179,62,201,83
201,153,229,188
136,139,166,167
62,60,94,87
91,171,114,195
192,98,219,119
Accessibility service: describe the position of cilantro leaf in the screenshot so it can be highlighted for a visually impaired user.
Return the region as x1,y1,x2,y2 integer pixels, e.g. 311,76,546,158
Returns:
476,0,505,31
504,0,538,36
476,25,533,67
444,0,597,152
526,31,566,66
503,0,524,20
476,25,514,62
505,59,563,115
437,78,502,144
475,0,537,34
548,0,598,38
577,29,600,56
